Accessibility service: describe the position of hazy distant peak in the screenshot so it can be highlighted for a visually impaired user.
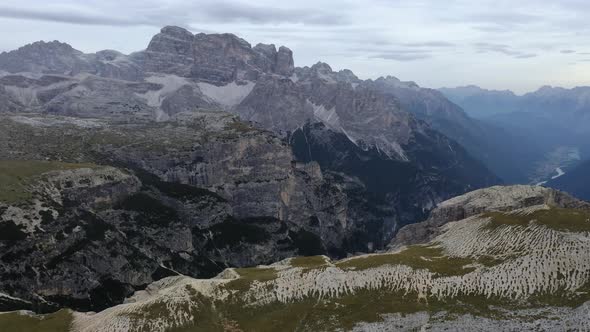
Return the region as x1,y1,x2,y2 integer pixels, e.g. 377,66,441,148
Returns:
375,75,420,89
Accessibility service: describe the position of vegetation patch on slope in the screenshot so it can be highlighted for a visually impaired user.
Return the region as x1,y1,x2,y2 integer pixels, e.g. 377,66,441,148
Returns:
0,310,72,332
290,256,329,269
483,207,590,232
336,245,476,276
0,160,95,203
225,268,278,292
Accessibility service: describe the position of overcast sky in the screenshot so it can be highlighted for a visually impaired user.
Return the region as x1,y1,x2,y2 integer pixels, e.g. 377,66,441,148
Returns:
1,0,589,93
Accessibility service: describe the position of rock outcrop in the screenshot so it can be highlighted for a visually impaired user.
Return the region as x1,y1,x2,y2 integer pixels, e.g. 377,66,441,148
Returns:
390,185,590,248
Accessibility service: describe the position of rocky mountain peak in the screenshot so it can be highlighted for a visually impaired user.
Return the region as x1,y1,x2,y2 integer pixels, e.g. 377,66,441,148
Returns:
382,75,401,82
276,45,294,76
159,25,194,41
253,43,277,56
22,40,79,53
376,75,420,89
0,40,87,74
144,26,294,82
311,61,333,73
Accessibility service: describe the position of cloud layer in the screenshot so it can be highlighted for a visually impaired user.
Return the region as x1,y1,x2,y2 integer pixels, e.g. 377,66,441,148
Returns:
0,0,589,93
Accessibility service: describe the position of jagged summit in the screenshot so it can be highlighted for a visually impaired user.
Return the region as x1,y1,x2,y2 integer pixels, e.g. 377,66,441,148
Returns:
159,25,194,40
144,25,295,80
0,40,85,74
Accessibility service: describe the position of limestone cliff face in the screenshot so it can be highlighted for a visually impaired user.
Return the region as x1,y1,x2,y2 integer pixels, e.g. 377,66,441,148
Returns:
0,112,393,312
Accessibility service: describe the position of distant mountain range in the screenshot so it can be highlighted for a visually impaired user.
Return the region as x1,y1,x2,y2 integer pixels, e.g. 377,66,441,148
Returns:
439,85,521,118
440,85,590,185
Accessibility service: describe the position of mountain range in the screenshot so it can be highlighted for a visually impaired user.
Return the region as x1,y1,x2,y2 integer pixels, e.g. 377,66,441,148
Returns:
0,26,500,313
1,26,590,331
441,85,590,184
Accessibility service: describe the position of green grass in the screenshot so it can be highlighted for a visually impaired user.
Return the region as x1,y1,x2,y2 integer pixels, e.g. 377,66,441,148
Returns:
177,288,519,331
290,256,329,269
225,267,278,292
80,248,590,331
0,310,72,332
216,290,425,332
335,245,476,276
0,160,95,203
476,255,510,267
483,207,590,232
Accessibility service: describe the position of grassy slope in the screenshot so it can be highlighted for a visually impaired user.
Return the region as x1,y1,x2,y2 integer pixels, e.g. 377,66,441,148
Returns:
172,206,590,331
0,310,72,332
0,160,95,203
336,245,477,276
483,207,590,232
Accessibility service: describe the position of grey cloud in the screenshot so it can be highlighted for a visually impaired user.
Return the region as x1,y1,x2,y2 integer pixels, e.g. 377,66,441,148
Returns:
0,2,349,27
0,6,144,26
201,2,348,25
467,12,539,25
561,49,576,54
474,42,519,56
402,41,456,48
471,25,513,33
514,53,537,59
369,49,432,61
474,42,537,59
446,10,540,32
370,53,431,61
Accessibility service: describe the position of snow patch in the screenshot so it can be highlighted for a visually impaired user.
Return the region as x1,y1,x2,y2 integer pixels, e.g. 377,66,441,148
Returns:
307,100,341,129
136,74,193,121
551,167,565,180
0,292,31,303
142,75,191,107
197,81,255,107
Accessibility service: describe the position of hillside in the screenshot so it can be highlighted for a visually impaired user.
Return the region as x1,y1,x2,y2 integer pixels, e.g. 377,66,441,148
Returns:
4,185,590,331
